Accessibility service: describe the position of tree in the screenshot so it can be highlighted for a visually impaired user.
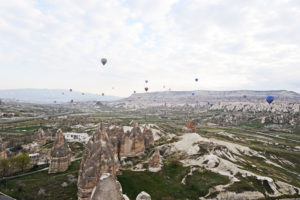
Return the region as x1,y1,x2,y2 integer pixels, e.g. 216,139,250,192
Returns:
16,153,31,172
0,158,10,177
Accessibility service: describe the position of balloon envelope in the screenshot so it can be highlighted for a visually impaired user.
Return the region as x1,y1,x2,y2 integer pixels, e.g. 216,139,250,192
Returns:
101,58,107,65
102,93,104,96
134,91,136,93
192,93,195,96
266,96,274,104
69,89,72,92
145,87,148,92
195,78,198,82
145,80,148,84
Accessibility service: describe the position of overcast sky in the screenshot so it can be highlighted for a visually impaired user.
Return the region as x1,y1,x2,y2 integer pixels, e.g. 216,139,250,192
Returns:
0,0,299,97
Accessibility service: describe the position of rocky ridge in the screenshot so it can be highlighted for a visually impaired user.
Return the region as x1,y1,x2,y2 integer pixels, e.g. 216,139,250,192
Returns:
165,132,300,199
48,129,71,174
78,122,154,200
206,102,300,126
113,90,300,106
77,123,117,200
90,173,128,200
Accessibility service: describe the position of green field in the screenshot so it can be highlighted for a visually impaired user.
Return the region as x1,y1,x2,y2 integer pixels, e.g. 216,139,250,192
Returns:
0,161,80,200
117,160,230,200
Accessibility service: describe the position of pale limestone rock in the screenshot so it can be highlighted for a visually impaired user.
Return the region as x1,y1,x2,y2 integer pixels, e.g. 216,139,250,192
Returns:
90,173,125,200
136,191,151,200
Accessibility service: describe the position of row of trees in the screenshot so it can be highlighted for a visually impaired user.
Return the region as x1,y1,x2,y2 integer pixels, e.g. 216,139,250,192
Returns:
0,152,31,177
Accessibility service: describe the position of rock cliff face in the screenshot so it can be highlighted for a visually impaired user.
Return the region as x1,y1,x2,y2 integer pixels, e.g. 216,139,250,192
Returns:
143,127,155,150
90,173,151,200
148,149,162,172
121,125,145,158
78,122,154,200
185,121,196,132
108,125,124,161
0,138,7,159
35,128,47,145
77,123,118,200
90,173,126,200
48,129,71,174
109,122,154,159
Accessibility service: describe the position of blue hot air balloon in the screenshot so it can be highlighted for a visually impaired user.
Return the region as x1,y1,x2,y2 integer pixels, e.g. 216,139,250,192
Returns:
195,78,198,82
192,92,195,96
266,96,274,104
70,99,74,103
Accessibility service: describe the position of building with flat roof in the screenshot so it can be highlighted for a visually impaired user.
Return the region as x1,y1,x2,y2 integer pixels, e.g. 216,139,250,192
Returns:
63,132,90,144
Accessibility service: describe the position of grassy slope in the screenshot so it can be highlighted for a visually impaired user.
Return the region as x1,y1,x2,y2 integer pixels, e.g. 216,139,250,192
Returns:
117,160,229,200
0,160,80,200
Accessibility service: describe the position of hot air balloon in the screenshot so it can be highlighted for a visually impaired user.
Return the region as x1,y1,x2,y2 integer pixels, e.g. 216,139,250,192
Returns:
102,93,104,96
70,99,74,103
192,92,195,96
69,89,72,92
145,87,148,92
134,91,136,94
101,58,107,65
195,78,198,82
145,80,148,84
266,96,274,104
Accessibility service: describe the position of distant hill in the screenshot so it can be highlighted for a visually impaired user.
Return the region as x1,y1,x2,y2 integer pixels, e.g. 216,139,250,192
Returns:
119,90,300,104
0,89,121,103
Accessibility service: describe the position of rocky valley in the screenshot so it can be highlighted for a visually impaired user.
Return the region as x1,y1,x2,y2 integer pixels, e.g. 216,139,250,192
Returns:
0,90,299,200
